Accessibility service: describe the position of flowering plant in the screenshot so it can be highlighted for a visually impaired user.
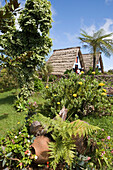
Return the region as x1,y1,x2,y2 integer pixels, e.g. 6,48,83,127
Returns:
0,125,36,169
41,73,113,120
87,129,113,169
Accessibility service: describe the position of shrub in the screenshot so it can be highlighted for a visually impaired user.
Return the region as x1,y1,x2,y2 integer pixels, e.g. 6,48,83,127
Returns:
85,67,101,75
34,78,44,92
49,74,57,82
108,69,113,74
0,125,35,169
41,73,113,120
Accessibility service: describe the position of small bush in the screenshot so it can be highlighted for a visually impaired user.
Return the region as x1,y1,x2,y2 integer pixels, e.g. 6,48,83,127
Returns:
0,125,35,169
85,67,101,75
108,69,113,74
49,74,57,82
41,73,113,120
34,78,44,92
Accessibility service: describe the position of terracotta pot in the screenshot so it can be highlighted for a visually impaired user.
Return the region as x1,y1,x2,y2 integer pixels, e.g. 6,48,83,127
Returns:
31,136,50,163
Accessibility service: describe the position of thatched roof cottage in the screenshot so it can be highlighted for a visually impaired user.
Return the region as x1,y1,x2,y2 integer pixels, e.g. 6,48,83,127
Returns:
47,47,104,75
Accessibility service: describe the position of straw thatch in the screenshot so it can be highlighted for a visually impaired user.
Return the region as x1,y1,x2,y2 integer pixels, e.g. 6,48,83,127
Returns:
82,52,103,71
47,47,103,75
47,47,83,75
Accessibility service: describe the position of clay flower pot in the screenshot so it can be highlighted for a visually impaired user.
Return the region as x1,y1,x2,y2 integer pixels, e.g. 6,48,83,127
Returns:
31,136,50,163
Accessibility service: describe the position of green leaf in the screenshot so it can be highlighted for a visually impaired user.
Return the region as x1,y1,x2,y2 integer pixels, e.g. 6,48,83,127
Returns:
2,158,6,167
6,152,12,157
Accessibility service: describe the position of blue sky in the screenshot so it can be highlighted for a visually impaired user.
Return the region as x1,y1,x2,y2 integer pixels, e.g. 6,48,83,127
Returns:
1,0,113,71
49,0,113,71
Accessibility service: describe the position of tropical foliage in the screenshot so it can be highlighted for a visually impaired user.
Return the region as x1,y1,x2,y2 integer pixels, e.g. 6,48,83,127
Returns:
38,62,53,84
79,29,113,71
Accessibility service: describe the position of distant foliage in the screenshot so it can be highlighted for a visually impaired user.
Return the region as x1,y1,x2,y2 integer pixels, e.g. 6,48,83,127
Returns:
64,69,73,74
34,78,44,92
108,69,113,74
0,68,18,92
85,67,101,75
41,73,113,120
49,74,57,82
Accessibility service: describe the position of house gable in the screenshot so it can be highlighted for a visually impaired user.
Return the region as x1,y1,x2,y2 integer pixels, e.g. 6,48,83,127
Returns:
47,47,82,75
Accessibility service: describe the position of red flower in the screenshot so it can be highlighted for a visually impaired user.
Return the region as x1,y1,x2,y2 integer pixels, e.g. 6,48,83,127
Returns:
19,162,22,166
47,162,49,168
24,149,29,154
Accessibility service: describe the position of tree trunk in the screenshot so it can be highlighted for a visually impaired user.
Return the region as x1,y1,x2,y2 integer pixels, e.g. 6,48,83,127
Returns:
93,49,96,71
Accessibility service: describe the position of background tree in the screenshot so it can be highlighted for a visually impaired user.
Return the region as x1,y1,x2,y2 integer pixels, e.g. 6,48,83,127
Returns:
79,29,113,72
39,63,53,84
0,0,53,111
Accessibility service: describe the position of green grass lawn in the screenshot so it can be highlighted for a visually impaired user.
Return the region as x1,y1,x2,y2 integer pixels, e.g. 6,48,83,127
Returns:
0,89,26,137
0,89,44,138
83,115,113,137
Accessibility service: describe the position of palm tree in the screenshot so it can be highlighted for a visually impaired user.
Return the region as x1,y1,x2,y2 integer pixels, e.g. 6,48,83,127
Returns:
39,63,53,85
78,29,113,72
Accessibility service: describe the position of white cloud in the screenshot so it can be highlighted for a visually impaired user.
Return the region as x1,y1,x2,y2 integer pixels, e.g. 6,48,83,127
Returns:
82,24,97,36
80,18,113,38
105,0,113,4
64,18,113,45
100,18,113,34
64,32,78,43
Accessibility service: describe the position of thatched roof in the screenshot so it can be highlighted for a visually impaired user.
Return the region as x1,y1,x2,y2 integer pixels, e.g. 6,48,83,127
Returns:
47,47,103,75
82,52,102,71
47,47,82,75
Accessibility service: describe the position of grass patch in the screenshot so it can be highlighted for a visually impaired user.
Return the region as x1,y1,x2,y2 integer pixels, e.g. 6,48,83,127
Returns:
0,90,45,138
83,115,113,137
0,89,26,137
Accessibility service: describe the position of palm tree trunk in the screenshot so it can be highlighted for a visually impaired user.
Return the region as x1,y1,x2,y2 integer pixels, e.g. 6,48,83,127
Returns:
93,55,96,71
93,48,96,71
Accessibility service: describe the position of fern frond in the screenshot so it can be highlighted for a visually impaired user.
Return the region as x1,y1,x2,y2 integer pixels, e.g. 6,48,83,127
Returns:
71,120,100,137
36,114,100,169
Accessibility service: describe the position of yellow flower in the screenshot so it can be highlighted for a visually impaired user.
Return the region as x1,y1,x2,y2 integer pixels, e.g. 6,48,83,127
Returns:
81,71,84,74
103,89,106,92
57,102,60,105
99,83,105,86
54,94,57,96
92,71,95,74
17,122,20,124
78,82,83,85
73,94,77,97
101,93,107,96
46,85,49,88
